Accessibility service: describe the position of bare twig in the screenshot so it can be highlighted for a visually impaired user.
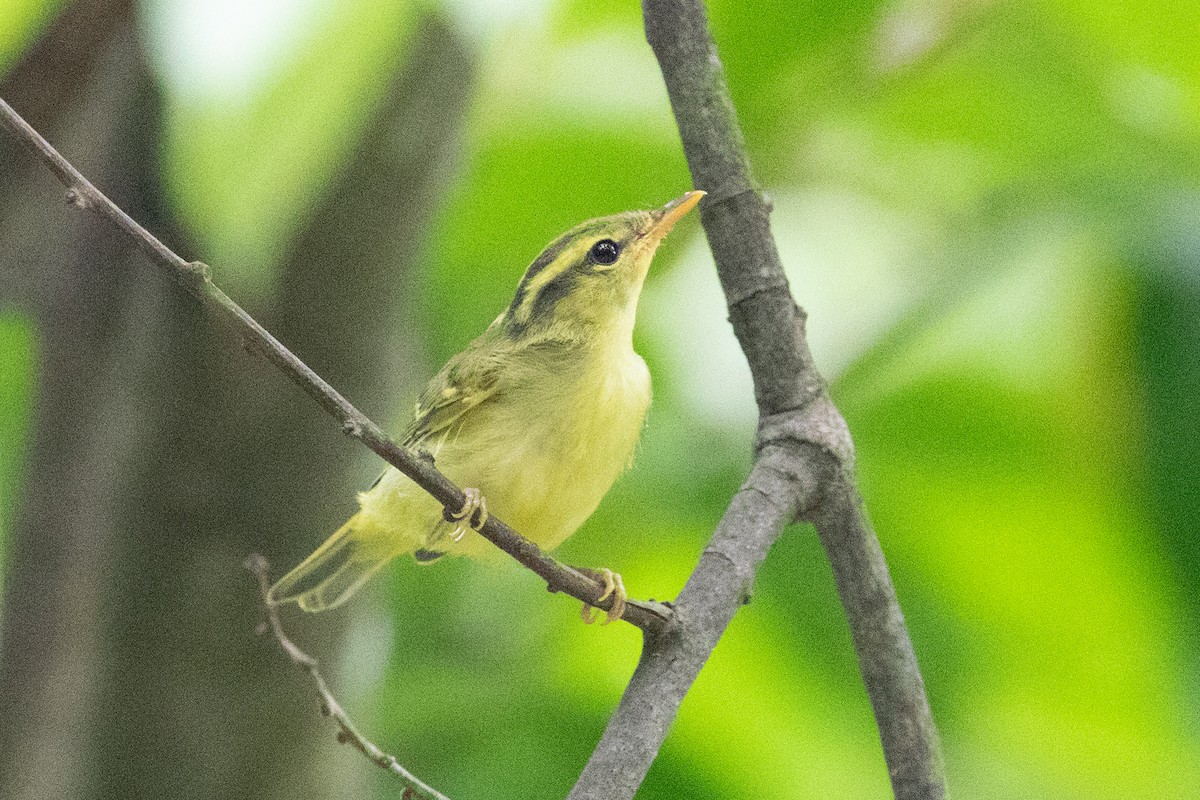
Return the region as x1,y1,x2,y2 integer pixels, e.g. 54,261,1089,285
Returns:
0,96,671,633
567,2,947,799
245,555,450,800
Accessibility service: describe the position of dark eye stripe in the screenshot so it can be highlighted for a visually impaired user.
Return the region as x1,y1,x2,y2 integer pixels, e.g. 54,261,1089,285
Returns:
515,220,614,291
527,266,579,324
509,233,572,315
503,220,638,338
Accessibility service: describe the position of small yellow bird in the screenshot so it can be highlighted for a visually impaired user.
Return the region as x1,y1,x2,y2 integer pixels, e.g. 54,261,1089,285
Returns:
268,190,703,622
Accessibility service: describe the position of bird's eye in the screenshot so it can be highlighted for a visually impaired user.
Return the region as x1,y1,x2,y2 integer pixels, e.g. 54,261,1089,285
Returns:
589,239,621,266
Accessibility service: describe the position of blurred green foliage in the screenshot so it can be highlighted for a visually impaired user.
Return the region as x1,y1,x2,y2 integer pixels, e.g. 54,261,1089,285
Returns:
2,0,1198,798
0,0,62,75
0,313,35,604
152,0,422,293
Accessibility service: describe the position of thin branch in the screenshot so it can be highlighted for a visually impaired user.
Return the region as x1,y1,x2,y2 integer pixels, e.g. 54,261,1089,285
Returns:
568,2,947,799
246,555,450,800
0,96,671,634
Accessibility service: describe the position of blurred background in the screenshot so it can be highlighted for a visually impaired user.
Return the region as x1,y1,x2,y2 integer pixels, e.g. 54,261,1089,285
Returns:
1,0,1197,798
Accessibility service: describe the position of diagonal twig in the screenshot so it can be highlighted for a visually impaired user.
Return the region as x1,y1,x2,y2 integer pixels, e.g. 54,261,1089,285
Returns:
245,555,450,800
0,96,671,634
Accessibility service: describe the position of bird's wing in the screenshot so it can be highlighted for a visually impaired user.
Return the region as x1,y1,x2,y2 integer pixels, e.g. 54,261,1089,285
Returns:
360,351,496,489
364,331,573,491
401,333,507,451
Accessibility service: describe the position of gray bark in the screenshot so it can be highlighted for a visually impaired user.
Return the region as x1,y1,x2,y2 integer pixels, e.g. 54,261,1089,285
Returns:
567,3,947,798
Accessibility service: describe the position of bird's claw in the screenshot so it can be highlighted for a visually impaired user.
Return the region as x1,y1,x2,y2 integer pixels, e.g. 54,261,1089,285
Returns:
447,488,488,542
580,568,626,625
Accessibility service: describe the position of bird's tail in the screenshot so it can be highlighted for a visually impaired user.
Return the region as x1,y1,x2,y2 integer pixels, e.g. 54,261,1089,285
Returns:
267,513,395,612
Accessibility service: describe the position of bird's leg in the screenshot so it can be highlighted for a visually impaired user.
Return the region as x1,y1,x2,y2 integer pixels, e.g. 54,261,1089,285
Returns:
578,567,627,625
446,488,488,542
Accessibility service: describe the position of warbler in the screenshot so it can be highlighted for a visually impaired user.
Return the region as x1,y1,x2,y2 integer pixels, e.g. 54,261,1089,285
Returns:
268,190,704,623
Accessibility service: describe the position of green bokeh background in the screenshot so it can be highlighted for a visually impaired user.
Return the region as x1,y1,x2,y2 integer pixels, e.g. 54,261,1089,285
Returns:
2,0,1198,798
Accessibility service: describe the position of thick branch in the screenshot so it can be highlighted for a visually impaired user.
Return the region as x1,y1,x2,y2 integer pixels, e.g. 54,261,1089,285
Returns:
568,444,825,800
247,556,450,800
0,12,148,796
0,97,670,634
568,3,947,799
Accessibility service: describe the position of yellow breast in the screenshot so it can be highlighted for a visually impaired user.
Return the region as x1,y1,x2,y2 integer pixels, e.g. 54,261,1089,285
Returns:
436,344,651,556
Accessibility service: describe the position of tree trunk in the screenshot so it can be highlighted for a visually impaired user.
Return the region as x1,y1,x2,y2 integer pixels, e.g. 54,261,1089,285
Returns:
0,6,474,799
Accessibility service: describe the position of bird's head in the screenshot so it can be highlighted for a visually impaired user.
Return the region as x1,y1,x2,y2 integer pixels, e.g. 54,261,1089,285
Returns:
502,190,704,342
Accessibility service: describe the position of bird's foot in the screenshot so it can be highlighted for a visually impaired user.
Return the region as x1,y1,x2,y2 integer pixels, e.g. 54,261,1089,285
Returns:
579,567,627,625
447,488,488,542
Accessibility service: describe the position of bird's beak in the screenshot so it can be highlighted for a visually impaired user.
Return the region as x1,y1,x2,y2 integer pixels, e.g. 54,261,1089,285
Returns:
645,190,705,242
